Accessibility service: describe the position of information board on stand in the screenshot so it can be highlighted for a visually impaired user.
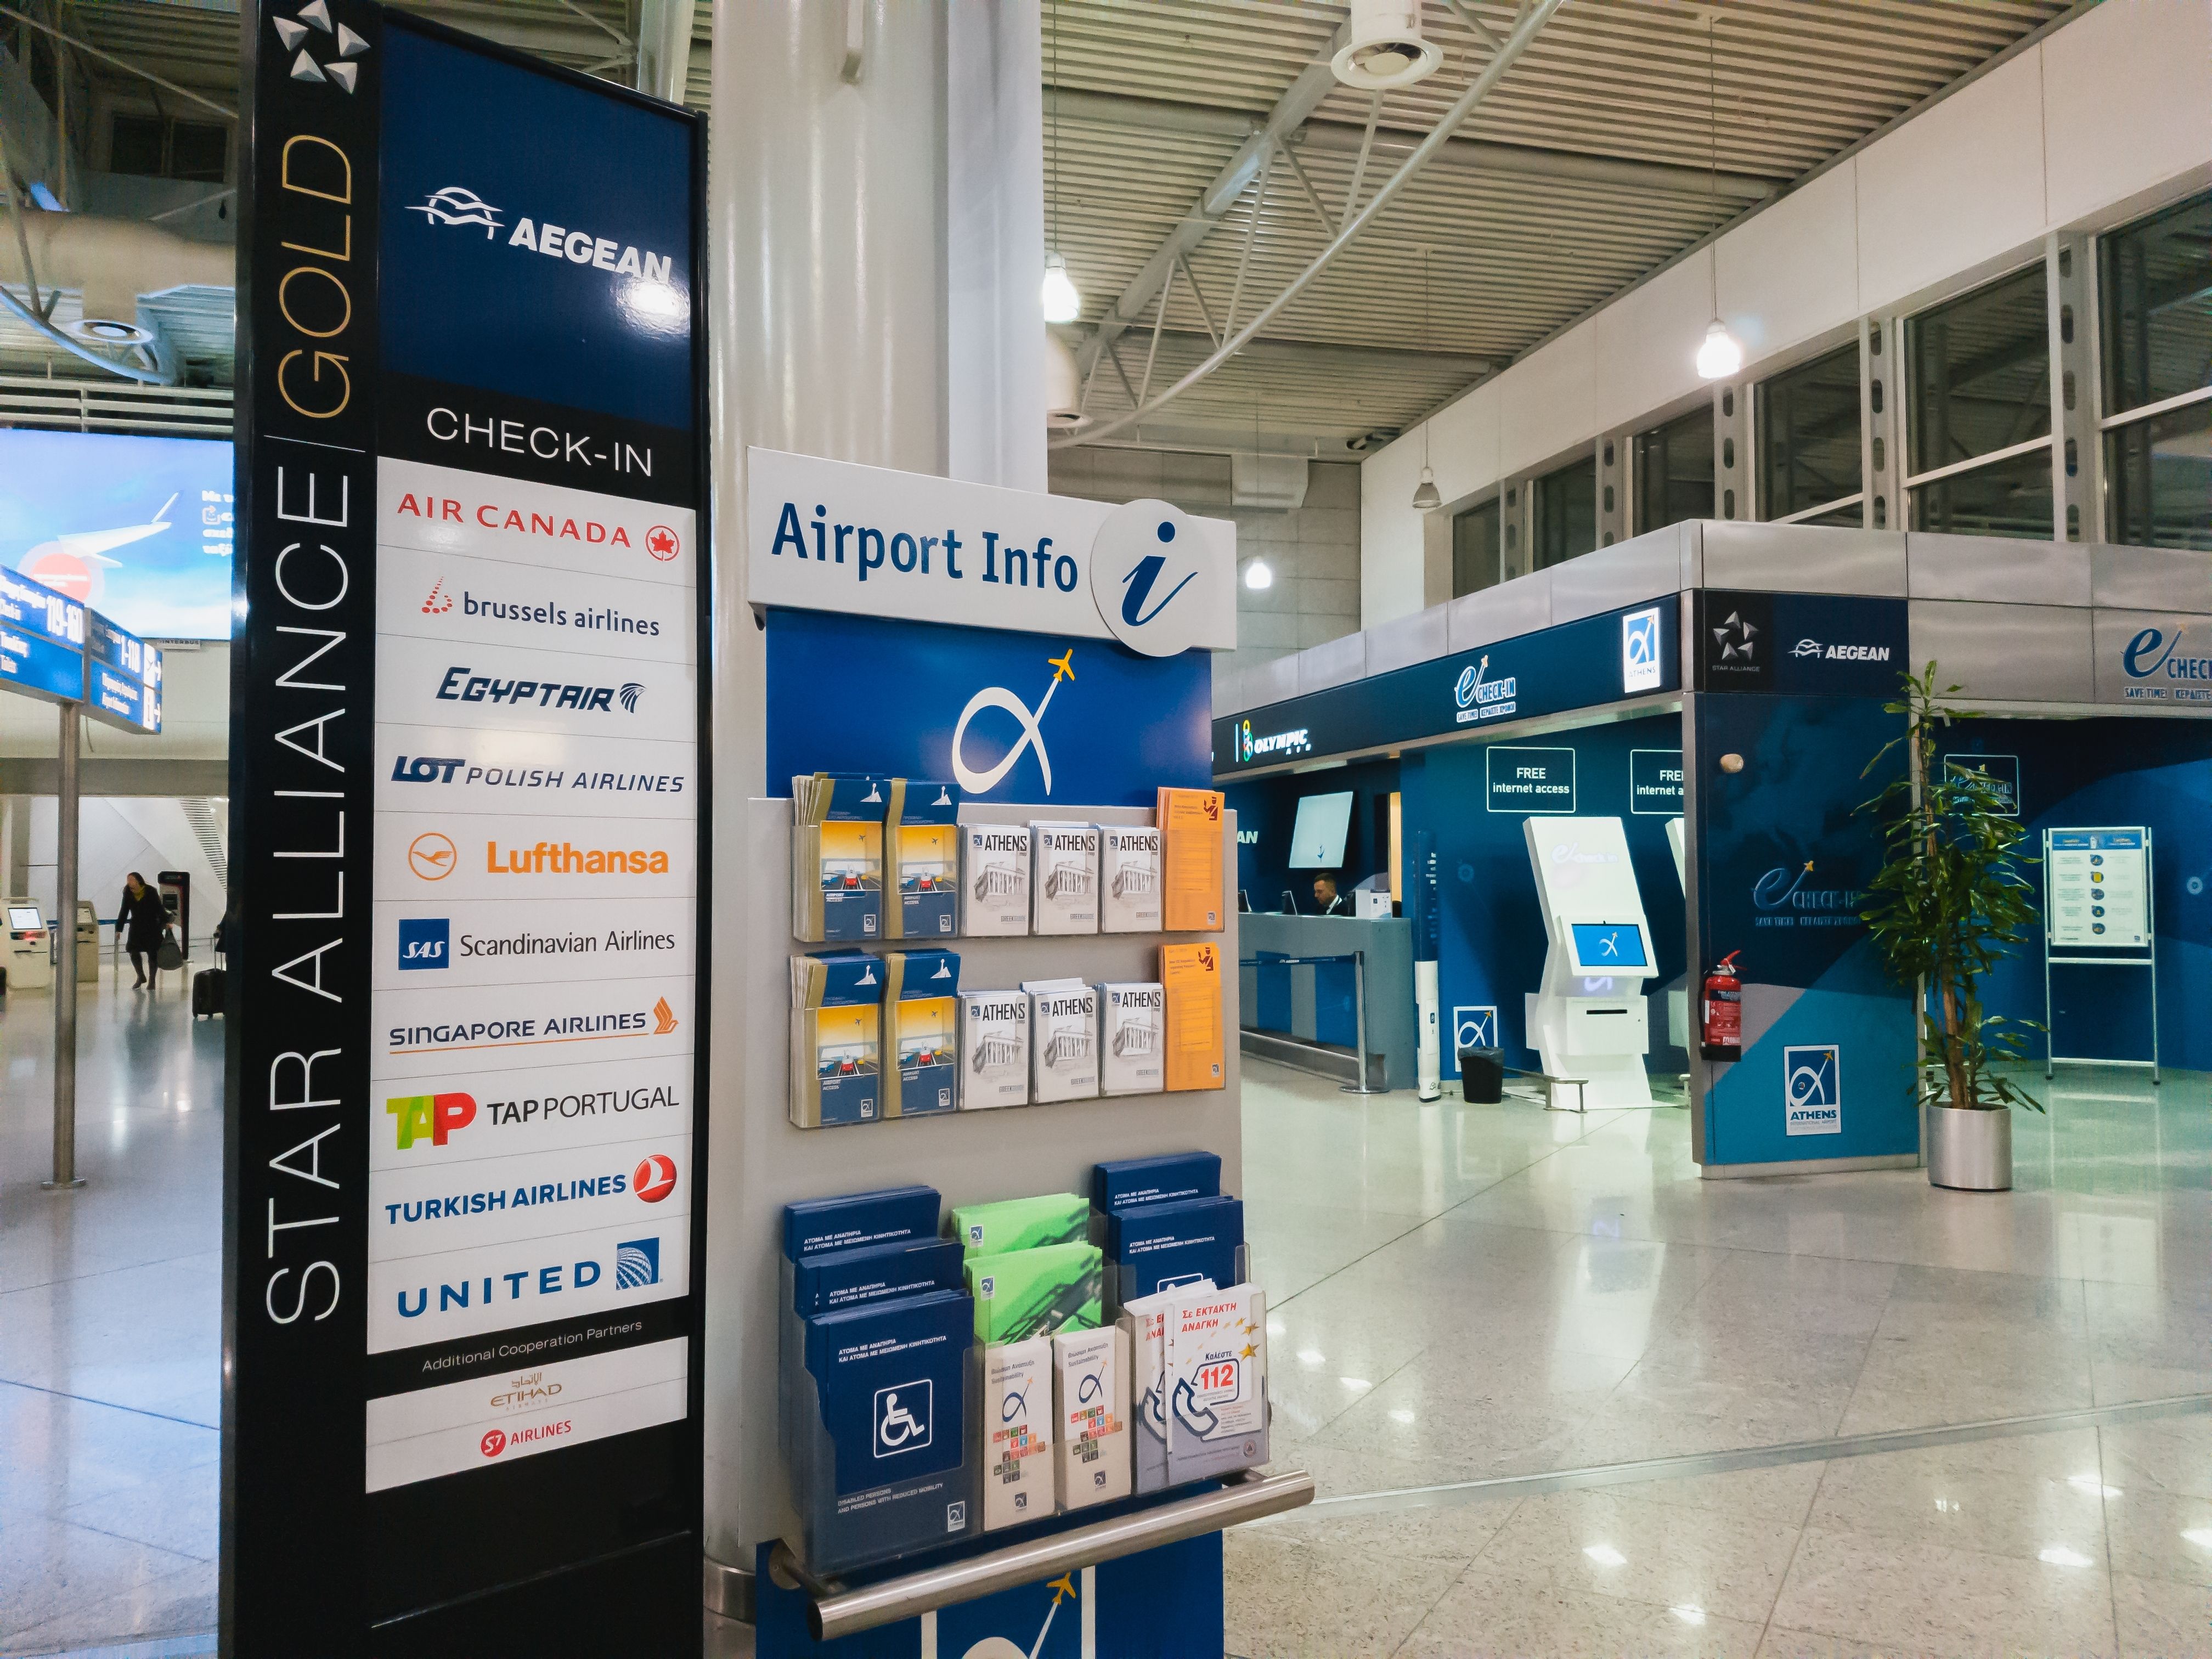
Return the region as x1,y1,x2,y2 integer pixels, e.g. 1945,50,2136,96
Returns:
228,5,706,1651
2042,827,2159,1080
712,453,1305,1655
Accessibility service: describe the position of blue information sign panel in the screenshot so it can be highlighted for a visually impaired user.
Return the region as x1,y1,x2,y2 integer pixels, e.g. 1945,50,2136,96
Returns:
0,566,84,705
85,613,161,733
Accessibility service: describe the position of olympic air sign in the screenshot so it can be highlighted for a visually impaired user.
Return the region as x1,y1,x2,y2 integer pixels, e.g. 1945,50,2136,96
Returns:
745,448,1237,657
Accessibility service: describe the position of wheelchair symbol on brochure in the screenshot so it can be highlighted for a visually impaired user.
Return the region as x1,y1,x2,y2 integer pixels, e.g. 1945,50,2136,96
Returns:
872,1379,932,1456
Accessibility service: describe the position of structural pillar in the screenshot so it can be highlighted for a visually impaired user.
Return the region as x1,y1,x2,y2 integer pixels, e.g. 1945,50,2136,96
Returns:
44,702,81,1190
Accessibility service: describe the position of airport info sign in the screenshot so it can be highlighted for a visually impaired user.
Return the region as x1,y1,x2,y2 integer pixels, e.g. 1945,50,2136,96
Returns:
84,612,162,734
230,6,706,1648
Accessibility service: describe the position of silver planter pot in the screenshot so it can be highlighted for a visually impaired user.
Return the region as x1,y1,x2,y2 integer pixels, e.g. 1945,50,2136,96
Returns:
1927,1102,2013,1191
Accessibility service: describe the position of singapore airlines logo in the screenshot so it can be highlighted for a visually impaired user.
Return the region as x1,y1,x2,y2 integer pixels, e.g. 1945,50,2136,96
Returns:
405,187,505,238
951,648,1074,796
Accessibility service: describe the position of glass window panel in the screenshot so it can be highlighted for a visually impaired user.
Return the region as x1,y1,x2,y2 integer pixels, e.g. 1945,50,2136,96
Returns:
1533,455,1596,569
1907,264,2050,477
109,114,165,178
1909,448,2052,539
1759,344,1862,520
2106,399,2212,551
1452,498,1502,597
1632,407,1713,532
170,122,228,184
2100,190,2212,419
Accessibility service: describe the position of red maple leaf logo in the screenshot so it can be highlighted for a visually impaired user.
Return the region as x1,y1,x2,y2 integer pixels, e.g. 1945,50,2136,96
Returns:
645,524,680,561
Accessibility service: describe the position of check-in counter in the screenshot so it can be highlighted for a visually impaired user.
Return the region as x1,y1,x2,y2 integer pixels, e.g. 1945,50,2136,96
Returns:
1238,912,1416,1091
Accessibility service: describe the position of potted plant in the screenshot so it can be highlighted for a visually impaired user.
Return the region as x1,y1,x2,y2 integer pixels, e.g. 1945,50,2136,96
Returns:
1858,664,2042,1190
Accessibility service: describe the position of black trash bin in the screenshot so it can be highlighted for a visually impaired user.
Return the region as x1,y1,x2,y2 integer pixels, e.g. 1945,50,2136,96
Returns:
1458,1046,1504,1104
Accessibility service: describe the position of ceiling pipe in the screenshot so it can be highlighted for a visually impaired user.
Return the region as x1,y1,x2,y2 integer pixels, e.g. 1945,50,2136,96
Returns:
1048,88,1780,202
1054,0,1566,452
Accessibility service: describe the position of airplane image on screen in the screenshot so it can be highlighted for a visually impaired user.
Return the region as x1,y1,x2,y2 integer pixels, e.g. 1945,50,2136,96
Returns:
17,492,178,606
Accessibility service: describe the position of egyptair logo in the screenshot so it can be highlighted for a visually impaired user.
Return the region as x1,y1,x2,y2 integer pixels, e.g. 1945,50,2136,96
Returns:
405,187,504,239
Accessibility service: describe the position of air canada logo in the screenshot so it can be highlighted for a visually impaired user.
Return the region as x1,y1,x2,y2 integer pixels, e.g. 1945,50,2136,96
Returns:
405,187,503,238
269,0,368,92
645,526,680,562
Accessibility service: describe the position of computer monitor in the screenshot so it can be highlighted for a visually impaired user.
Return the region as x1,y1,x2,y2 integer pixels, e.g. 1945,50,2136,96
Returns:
1288,790,1354,868
1566,922,1649,974
8,906,42,930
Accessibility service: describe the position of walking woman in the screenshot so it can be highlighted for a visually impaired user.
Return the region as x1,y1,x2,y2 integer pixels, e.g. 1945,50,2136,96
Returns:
117,871,166,990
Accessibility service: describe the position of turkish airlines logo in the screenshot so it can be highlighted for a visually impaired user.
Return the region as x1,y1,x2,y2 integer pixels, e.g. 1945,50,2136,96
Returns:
633,1154,677,1203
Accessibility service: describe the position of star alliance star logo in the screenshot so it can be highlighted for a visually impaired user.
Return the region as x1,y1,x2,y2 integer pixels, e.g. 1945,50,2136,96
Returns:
270,0,369,93
1711,610,1759,663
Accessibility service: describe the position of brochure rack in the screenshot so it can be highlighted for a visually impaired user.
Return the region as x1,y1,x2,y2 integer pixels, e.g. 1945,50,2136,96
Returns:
706,794,1306,1639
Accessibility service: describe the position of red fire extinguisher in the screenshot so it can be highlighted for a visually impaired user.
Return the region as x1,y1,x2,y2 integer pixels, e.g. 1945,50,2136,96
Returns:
1701,951,1743,1061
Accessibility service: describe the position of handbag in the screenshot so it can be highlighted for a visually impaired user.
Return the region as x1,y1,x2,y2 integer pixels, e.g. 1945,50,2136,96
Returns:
156,928,183,972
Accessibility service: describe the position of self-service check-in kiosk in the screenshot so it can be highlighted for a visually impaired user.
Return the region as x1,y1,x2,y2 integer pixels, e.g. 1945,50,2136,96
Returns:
1523,816,1655,1108
75,900,99,984
5,899,50,990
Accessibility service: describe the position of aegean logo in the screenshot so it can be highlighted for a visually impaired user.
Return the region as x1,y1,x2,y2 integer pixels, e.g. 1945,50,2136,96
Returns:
1090,499,1207,657
1790,636,1892,663
1784,1043,1842,1136
405,186,502,237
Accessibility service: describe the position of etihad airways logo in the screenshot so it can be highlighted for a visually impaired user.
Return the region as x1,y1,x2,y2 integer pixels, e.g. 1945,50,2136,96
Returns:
404,183,675,285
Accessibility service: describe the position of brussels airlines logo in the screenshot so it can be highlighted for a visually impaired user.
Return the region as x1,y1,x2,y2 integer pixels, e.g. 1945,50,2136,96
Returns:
1784,1043,1842,1135
398,917,449,970
405,186,503,237
952,648,1074,795
1091,499,1209,657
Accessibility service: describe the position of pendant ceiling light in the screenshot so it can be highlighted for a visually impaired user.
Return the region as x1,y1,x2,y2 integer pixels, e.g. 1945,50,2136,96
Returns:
1693,12,1741,381
1412,247,1442,509
1041,3,1082,323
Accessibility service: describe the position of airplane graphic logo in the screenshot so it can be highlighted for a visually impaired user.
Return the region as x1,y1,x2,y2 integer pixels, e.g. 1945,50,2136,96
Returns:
951,648,1074,796
405,186,503,237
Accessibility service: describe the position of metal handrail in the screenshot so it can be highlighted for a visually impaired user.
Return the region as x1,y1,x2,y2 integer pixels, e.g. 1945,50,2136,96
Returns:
775,1466,1314,1641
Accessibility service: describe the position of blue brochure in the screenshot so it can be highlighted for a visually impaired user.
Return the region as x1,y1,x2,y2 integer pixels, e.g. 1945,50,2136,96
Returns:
783,1184,941,1261
800,1289,976,1570
794,1237,966,1316
1107,1195,1242,1305
1091,1151,1222,1215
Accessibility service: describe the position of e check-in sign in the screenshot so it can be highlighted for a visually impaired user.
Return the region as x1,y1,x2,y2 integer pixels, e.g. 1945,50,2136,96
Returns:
1485,746,1577,815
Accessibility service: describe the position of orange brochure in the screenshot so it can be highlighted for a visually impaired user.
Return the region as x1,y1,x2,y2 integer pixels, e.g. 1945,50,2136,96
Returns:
1160,941,1224,1092
1155,788,1224,932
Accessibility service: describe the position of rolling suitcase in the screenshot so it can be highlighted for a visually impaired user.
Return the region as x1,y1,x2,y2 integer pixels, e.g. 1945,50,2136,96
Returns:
193,966,225,1019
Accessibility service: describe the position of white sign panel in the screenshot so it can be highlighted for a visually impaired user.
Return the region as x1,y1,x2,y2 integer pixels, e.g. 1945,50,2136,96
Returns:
745,447,1237,654
2047,828,2149,948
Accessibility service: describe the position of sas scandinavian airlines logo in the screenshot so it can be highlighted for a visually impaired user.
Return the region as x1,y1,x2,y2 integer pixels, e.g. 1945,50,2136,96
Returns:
952,648,1075,797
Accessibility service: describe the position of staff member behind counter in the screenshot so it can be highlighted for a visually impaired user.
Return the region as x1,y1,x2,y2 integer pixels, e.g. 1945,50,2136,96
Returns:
1311,875,1352,917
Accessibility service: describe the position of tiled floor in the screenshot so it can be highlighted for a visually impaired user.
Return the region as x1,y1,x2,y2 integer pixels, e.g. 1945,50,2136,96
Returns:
0,970,222,1658
6,985,2210,1656
1228,1057,2212,1657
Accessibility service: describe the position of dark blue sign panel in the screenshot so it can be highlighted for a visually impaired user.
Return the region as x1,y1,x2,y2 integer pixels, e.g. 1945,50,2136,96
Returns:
1215,596,1680,774
1694,590,1908,697
1484,745,1576,814
766,607,1212,805
0,565,85,704
85,613,161,733
1630,747,1684,814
